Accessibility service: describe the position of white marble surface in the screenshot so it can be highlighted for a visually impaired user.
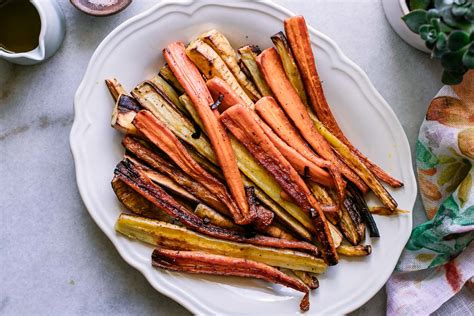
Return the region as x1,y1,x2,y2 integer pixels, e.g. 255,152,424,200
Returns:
0,0,444,315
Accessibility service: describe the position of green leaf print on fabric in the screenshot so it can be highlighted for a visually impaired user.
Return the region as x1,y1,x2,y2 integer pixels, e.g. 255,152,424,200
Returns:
445,161,472,193
416,140,439,170
405,195,474,268
429,253,452,268
458,173,472,207
438,162,461,186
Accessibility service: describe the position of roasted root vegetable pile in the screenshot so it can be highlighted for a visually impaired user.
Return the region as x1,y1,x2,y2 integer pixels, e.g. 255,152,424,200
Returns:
106,16,403,312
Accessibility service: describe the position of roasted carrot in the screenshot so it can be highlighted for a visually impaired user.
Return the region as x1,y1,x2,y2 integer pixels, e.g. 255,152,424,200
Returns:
206,77,243,113
258,119,334,188
245,186,274,231
255,96,330,170
284,16,402,188
115,160,321,255
152,248,310,311
207,79,333,187
132,110,246,223
122,136,229,214
164,42,253,224
257,48,365,196
220,104,338,265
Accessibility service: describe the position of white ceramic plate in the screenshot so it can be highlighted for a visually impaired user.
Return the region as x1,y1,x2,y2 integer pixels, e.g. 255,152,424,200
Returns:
70,1,417,314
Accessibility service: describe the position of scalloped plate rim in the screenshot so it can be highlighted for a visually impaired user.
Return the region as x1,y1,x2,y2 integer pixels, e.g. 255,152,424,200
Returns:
70,0,416,314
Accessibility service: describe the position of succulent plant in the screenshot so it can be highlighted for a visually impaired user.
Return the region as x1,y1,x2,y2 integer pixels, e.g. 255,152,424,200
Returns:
403,0,474,84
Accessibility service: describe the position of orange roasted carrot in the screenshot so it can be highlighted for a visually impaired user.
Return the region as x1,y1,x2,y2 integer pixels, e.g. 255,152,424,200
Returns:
206,77,246,113
255,96,331,170
220,104,338,265
257,48,365,195
258,119,334,188
163,42,253,224
284,16,402,188
133,110,245,222
207,79,333,187
152,248,310,312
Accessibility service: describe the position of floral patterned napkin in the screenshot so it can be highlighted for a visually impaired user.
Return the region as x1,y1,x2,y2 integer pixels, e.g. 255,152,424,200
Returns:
386,82,473,315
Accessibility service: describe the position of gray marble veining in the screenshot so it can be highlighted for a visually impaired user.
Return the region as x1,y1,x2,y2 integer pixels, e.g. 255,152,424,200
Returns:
0,0,444,315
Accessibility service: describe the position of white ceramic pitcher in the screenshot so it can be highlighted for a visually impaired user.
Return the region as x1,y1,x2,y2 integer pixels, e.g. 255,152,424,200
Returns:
0,0,66,65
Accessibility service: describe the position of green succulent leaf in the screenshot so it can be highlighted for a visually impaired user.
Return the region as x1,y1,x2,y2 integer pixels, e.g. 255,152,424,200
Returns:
403,10,429,33
420,24,432,37
435,0,453,9
441,49,468,71
431,17,441,32
439,20,455,32
441,6,460,27
447,30,471,50
463,50,474,68
420,25,439,43
442,70,464,84
407,0,473,85
436,32,448,49
410,0,433,10
428,8,441,20
452,5,469,16
467,6,474,22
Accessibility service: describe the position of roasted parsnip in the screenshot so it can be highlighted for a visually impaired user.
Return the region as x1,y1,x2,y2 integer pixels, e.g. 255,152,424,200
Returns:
110,94,140,135
199,29,261,102
194,203,242,231
238,45,274,97
159,64,184,93
311,114,397,211
185,39,254,108
116,213,327,273
114,159,320,254
347,183,379,237
337,245,372,257
292,270,319,290
105,78,127,101
271,31,308,105
111,177,179,224
343,195,366,240
147,75,186,113
339,199,362,246
132,81,216,162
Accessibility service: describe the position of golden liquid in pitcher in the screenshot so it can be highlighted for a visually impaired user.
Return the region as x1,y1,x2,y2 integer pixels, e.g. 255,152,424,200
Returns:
0,0,42,53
